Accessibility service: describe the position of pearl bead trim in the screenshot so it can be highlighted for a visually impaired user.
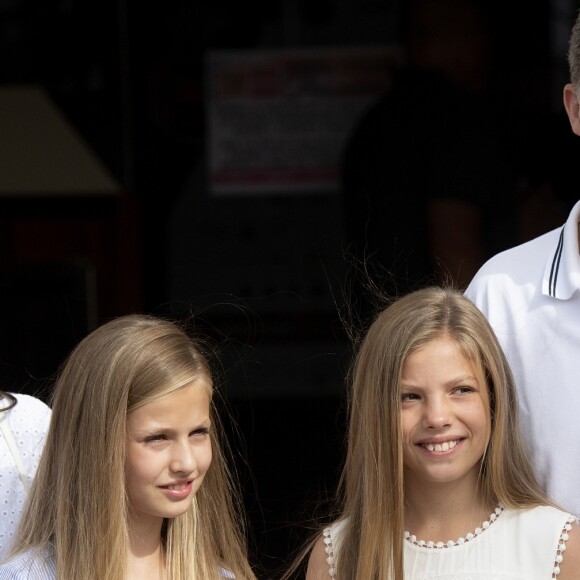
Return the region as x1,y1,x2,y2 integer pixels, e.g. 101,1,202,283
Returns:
404,505,504,549
552,515,577,578
322,527,336,578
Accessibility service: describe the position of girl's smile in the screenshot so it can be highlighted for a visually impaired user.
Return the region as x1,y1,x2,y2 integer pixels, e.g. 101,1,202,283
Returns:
158,479,194,500
416,437,464,454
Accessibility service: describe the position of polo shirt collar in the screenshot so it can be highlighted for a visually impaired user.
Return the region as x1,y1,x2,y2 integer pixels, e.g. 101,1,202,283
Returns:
542,199,580,300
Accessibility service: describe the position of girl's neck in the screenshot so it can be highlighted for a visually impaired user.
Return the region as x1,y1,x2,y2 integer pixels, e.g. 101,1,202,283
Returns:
404,476,495,543
127,516,166,580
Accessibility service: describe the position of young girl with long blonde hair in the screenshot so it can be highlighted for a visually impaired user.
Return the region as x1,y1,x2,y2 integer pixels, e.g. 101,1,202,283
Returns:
304,287,580,579
0,315,255,579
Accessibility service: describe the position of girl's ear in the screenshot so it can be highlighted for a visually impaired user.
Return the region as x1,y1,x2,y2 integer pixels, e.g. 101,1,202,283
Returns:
564,83,580,136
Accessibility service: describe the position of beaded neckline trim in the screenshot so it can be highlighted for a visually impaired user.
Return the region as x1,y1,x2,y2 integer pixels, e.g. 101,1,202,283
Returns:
404,505,504,549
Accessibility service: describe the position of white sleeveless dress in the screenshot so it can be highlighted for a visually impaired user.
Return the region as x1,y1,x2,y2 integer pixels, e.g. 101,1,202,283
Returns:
323,505,577,579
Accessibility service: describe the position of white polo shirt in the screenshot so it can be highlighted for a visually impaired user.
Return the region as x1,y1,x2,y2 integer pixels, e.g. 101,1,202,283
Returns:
465,199,580,516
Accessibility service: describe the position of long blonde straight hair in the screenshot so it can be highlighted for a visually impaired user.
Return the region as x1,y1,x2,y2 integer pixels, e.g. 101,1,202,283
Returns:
333,287,549,579
11,314,255,580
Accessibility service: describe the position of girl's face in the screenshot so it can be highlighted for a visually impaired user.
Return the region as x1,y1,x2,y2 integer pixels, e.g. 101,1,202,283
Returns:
400,335,491,492
125,380,212,528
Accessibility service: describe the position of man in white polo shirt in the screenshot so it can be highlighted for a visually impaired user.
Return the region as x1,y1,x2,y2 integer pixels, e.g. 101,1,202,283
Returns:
465,12,580,516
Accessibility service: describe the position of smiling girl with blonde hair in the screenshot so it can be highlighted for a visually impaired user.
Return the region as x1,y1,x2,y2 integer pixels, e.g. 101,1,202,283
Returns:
304,287,580,579
0,315,255,580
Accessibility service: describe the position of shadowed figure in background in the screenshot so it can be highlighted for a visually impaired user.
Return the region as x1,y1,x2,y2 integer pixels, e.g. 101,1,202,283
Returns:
342,0,517,324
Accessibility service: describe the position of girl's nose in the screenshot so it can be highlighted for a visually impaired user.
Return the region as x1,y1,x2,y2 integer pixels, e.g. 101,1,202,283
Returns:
169,440,197,476
422,397,452,430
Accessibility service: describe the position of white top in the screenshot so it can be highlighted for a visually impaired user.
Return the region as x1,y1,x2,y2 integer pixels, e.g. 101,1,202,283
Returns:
0,545,236,579
0,394,51,560
0,547,55,579
323,506,576,579
465,199,580,516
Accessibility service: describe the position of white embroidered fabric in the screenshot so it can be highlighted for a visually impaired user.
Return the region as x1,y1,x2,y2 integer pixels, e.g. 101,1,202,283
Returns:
0,394,51,559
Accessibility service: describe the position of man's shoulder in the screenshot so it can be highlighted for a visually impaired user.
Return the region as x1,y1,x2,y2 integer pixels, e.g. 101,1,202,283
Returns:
466,226,561,298
480,227,559,276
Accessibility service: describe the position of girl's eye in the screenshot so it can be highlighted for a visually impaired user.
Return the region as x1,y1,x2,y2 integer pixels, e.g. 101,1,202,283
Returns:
145,434,167,443
454,386,474,395
190,428,210,438
401,393,420,403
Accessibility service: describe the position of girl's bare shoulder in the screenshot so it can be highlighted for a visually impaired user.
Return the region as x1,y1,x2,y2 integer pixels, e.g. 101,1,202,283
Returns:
305,535,332,580
558,518,580,580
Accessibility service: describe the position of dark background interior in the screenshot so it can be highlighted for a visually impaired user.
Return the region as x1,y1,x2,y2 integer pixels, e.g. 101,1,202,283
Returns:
2,0,580,576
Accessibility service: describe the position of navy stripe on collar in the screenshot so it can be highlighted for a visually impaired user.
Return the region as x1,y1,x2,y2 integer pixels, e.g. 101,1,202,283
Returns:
548,226,565,297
